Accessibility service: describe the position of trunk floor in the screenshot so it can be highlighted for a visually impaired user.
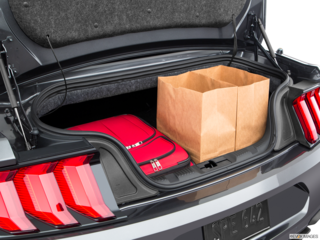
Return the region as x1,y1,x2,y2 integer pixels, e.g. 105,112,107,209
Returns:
40,88,158,129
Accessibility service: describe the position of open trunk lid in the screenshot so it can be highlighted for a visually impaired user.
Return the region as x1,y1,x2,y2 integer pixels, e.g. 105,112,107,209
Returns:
0,0,264,81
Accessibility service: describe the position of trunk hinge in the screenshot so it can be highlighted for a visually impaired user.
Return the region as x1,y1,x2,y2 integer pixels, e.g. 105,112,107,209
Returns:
244,12,282,70
1,39,38,150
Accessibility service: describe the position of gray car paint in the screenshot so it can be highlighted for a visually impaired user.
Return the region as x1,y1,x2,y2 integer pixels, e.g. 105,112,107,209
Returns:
53,143,320,240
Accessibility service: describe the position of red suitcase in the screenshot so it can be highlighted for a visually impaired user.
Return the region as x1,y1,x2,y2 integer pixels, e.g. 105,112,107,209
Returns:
69,114,190,175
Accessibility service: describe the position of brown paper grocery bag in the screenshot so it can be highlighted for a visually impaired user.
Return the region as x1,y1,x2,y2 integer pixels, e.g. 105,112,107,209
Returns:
194,65,269,150
157,72,238,164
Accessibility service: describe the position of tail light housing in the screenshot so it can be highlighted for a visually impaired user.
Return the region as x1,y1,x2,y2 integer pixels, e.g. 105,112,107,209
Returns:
293,94,318,143
291,84,320,144
0,170,37,234
314,88,320,107
54,155,115,221
0,153,116,236
306,89,320,133
13,162,79,228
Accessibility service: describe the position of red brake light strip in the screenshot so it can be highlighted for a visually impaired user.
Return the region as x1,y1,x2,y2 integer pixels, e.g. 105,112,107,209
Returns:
306,89,320,133
314,88,320,107
54,155,115,221
0,170,37,234
293,94,318,143
13,162,79,228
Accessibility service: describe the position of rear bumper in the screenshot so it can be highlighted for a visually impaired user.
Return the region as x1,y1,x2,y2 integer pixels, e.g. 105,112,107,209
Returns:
60,143,320,240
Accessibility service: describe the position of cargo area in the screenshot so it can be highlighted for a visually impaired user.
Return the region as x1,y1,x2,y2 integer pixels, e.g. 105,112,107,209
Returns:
38,61,283,130
38,60,284,165
31,55,289,203
40,87,158,129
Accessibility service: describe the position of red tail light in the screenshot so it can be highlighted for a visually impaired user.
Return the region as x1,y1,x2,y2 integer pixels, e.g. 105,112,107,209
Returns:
293,94,318,143
306,89,320,133
0,153,114,235
54,155,115,221
314,88,320,105
13,162,79,228
0,170,37,234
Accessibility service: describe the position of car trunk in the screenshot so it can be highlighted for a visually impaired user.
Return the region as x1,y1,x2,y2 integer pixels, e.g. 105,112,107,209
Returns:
40,87,158,129
37,57,284,130
31,54,288,202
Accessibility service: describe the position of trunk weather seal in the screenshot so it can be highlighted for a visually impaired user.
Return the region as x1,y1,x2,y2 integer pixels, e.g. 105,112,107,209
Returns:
33,54,286,113
31,55,289,191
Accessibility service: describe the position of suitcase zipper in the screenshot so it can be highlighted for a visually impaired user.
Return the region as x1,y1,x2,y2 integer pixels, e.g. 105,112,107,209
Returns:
124,115,156,149
154,159,162,170
135,136,175,166
135,137,175,172
150,160,159,172
148,157,191,177
150,159,162,172
126,141,143,149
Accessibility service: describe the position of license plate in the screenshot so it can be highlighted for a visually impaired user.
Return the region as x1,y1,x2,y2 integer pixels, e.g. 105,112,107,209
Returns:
203,200,270,240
